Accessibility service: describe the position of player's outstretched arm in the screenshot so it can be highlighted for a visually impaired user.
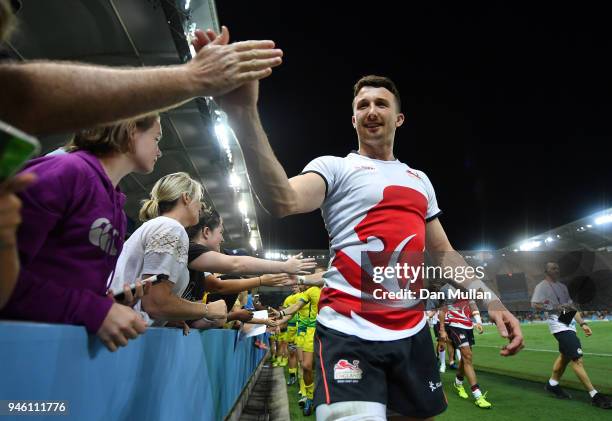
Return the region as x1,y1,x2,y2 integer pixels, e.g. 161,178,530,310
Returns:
426,218,524,356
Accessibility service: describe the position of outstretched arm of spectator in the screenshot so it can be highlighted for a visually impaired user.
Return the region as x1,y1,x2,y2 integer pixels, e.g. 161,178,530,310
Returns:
189,250,315,275
203,273,289,294
0,26,282,135
141,279,225,322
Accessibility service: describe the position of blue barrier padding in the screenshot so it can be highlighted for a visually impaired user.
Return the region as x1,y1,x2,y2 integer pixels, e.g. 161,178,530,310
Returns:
0,322,267,421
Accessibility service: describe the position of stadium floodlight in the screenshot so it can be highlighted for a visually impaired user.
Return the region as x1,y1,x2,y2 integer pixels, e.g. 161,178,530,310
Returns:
587,224,592,228
545,236,554,244
214,123,230,149
229,172,242,189
519,240,541,251
595,214,612,225
238,200,248,216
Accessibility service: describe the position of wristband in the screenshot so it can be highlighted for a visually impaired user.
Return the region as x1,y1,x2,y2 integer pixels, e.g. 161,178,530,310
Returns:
474,314,482,324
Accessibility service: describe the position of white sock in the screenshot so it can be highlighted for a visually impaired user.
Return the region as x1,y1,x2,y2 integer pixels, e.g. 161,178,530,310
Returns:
549,379,559,387
589,389,598,398
439,350,446,365
472,387,482,399
455,377,463,386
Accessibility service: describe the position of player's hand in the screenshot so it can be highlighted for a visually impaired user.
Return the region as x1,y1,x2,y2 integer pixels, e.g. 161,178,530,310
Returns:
267,306,281,318
582,324,592,336
439,330,449,342
186,25,283,98
476,323,484,334
487,300,524,356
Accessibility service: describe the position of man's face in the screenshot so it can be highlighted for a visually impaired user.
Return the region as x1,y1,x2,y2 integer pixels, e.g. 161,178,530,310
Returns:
546,263,560,280
352,86,404,147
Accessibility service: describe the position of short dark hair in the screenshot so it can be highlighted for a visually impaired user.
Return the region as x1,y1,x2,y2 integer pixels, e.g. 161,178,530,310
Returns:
353,75,401,111
186,208,221,239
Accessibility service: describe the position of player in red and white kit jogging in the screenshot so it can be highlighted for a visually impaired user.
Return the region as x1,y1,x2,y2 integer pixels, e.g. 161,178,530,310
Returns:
209,63,525,420
440,300,490,409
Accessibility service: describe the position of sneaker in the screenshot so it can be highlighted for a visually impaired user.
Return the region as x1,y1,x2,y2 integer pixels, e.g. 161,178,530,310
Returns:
449,362,458,370
298,396,308,408
287,374,297,386
303,398,314,416
439,365,446,373
453,383,469,399
545,383,572,399
474,391,492,409
592,393,612,409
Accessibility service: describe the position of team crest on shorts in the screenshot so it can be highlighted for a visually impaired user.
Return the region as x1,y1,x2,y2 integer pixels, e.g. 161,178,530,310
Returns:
334,359,362,383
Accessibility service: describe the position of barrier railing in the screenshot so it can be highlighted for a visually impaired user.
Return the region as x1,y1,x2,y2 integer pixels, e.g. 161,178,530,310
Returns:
0,322,267,421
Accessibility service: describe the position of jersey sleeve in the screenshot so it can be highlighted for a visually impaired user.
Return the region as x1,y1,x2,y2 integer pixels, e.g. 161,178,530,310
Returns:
300,156,341,198
416,170,442,221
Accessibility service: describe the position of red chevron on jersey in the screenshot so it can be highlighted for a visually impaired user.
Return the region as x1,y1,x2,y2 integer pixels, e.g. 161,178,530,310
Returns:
446,300,473,329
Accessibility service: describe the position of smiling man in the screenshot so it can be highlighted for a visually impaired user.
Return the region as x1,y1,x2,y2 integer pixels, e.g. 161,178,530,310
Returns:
211,64,524,420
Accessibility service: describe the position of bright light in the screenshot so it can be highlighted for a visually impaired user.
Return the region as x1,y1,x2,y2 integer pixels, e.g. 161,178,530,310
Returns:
544,236,554,243
519,240,541,251
215,123,230,149
184,0,191,10
265,252,273,259
238,200,248,216
273,252,281,259
229,172,242,189
595,214,612,225
587,224,592,228
250,236,258,250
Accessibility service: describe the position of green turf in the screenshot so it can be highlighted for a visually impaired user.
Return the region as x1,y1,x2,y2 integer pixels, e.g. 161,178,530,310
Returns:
469,321,612,395
285,321,612,420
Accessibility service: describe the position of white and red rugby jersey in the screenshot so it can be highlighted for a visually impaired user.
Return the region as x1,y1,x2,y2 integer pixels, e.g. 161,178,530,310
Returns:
302,152,442,341
445,300,474,329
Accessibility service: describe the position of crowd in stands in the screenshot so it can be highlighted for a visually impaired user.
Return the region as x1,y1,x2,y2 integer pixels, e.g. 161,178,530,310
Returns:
0,0,314,352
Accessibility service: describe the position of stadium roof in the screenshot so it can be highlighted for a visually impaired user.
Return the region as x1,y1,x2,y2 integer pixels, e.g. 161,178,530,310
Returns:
5,0,262,250
501,208,612,252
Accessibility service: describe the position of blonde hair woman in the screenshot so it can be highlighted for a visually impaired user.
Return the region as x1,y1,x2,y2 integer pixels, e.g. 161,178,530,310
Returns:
111,172,226,326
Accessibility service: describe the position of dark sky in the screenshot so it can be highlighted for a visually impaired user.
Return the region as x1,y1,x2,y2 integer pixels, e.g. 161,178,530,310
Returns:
217,1,612,251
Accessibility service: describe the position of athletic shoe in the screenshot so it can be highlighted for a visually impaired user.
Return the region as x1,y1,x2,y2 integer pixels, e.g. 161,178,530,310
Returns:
439,365,446,373
545,383,571,399
449,362,458,370
303,398,314,416
474,392,492,409
298,396,308,408
454,383,469,399
592,393,612,409
287,374,297,386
